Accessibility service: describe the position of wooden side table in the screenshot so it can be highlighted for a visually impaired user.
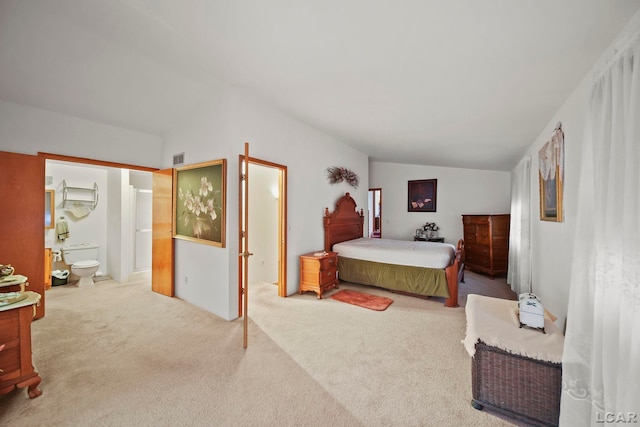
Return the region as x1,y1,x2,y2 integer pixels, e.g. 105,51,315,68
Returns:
298,251,339,299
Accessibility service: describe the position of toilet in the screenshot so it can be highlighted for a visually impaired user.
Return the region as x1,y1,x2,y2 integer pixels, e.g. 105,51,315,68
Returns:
62,244,100,286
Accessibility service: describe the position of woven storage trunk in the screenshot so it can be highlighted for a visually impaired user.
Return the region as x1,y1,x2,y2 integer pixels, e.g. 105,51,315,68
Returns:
471,341,562,427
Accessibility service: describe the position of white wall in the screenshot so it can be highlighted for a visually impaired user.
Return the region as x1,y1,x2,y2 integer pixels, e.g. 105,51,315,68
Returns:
248,164,279,285
518,55,590,329
227,89,369,308
516,11,640,329
161,84,233,319
162,86,369,320
45,162,108,277
0,100,163,167
369,161,511,244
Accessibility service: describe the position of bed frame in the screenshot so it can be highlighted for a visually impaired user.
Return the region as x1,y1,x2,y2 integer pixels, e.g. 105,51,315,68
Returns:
323,193,464,307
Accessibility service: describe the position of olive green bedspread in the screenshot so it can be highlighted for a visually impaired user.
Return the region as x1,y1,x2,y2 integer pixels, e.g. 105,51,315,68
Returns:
337,256,450,298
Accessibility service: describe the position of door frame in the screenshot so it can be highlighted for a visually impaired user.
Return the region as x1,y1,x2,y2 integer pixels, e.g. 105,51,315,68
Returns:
238,155,288,318
38,152,164,288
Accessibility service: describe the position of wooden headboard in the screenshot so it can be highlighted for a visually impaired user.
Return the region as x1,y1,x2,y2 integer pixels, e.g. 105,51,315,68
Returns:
323,192,365,252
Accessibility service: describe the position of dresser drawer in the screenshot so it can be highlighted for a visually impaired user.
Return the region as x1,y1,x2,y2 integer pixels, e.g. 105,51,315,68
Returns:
466,247,490,268
0,340,20,381
319,268,337,286
0,312,20,343
463,216,489,225
319,255,337,271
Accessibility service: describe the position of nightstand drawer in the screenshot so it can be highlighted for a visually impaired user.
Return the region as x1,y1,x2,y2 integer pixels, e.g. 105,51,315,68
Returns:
319,268,337,286
319,256,337,270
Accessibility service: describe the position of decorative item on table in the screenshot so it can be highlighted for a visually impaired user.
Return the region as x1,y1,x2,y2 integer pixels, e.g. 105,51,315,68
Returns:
518,293,546,333
326,166,359,188
0,264,15,277
423,222,439,238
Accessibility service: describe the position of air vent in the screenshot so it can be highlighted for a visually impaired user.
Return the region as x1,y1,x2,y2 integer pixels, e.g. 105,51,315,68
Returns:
173,152,185,166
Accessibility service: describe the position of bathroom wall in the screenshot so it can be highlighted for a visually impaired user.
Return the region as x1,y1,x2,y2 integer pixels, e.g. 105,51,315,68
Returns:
46,161,109,276
45,160,153,282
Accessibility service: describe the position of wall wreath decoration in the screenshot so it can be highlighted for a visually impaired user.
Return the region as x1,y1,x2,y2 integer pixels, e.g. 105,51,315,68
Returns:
326,166,359,188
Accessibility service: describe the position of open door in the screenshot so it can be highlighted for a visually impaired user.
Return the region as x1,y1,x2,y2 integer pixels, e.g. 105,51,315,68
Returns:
239,143,253,348
0,152,46,319
152,168,174,296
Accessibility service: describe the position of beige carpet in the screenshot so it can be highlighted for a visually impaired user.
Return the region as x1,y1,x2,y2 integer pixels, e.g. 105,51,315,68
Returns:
0,271,517,426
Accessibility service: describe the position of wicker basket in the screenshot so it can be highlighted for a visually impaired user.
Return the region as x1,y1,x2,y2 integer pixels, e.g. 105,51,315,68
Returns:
471,341,562,427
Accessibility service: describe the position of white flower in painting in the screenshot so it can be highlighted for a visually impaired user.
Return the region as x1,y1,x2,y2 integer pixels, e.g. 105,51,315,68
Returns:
207,199,217,221
199,177,213,198
178,174,221,239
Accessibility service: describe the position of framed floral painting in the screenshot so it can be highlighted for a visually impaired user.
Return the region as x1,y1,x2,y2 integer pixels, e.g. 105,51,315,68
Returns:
408,179,437,212
174,159,226,247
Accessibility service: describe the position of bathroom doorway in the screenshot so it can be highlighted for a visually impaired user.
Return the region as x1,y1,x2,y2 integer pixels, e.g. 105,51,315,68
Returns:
42,154,155,283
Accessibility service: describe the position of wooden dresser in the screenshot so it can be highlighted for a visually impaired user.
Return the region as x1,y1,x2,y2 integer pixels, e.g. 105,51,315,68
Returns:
298,251,339,299
0,291,42,398
462,214,510,277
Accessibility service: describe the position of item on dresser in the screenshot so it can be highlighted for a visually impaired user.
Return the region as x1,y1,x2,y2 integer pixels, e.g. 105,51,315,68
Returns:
324,193,464,307
298,251,339,299
518,293,545,333
462,214,510,277
0,274,28,293
0,264,15,277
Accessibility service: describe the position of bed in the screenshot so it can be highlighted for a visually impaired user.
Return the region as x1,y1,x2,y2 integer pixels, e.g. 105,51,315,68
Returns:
323,193,464,307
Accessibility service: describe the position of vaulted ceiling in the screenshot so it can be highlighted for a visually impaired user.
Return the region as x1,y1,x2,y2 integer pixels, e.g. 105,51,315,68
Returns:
1,0,639,171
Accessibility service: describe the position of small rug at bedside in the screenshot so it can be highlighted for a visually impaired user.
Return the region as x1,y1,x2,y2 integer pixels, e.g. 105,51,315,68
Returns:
331,289,393,311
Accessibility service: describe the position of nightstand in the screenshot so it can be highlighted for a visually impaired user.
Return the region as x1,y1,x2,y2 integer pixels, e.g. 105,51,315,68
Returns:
298,251,339,299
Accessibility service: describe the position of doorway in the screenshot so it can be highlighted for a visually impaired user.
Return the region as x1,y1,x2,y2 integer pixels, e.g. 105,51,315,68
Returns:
41,153,156,283
238,155,287,317
368,188,382,238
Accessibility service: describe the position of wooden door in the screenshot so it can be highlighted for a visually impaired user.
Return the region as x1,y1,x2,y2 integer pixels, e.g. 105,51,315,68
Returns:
239,143,253,348
152,168,174,296
0,152,45,319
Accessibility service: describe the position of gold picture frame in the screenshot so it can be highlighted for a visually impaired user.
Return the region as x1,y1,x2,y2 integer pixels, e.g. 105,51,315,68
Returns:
45,189,55,229
173,159,227,247
539,126,564,222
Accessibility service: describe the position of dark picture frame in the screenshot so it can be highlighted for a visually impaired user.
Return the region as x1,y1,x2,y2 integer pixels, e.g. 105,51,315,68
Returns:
174,159,227,247
408,179,437,212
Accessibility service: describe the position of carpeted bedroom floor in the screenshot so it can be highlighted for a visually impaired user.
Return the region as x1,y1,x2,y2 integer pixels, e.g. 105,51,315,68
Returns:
0,270,519,426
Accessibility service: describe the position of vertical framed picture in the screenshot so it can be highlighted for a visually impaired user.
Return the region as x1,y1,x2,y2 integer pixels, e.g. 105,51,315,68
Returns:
174,159,227,247
539,126,564,222
408,179,437,212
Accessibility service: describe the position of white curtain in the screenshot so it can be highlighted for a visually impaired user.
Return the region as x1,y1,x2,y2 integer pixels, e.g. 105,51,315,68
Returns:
507,156,531,296
560,23,640,424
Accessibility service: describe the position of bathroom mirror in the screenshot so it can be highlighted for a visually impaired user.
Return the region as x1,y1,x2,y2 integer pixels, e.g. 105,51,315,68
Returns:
45,189,55,229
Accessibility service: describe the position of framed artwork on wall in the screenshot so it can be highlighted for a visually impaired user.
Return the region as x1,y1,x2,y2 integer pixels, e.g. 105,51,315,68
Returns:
408,179,437,212
539,124,564,222
174,159,227,247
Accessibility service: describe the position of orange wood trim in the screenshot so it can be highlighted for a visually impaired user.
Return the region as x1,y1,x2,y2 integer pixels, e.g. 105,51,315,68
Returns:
38,152,158,172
